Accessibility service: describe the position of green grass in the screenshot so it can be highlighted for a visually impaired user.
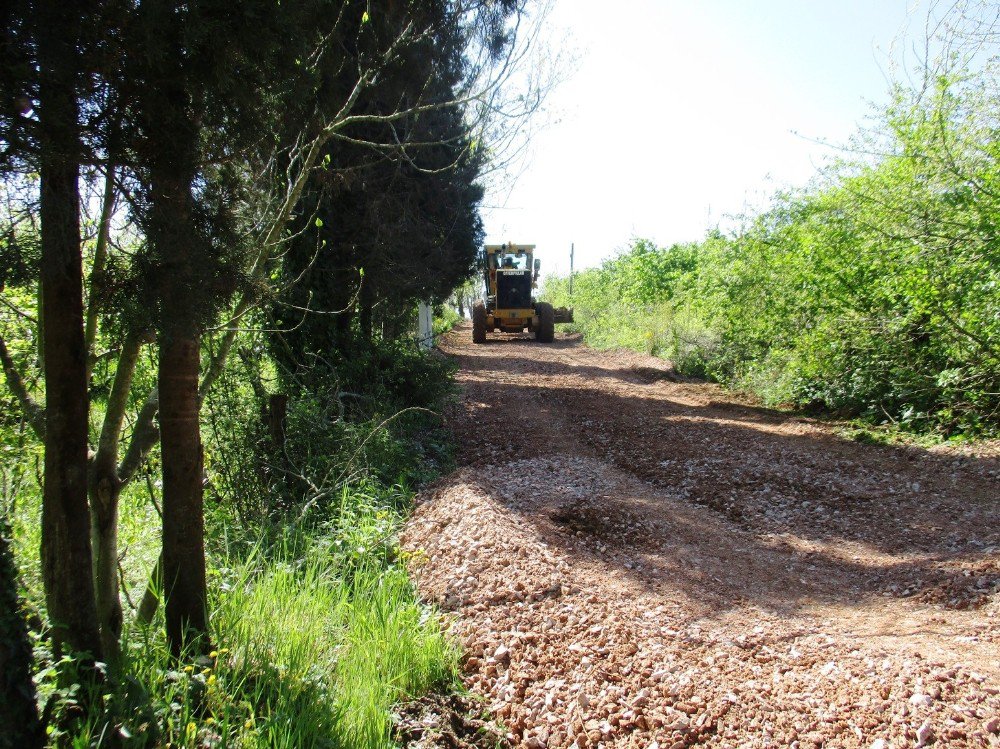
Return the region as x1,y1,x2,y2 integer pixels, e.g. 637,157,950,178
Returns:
833,421,960,449
433,305,463,337
3,306,467,747
549,299,718,379
7,466,458,748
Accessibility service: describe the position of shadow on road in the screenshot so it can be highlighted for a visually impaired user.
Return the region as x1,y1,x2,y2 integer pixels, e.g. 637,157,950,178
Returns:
439,326,1000,623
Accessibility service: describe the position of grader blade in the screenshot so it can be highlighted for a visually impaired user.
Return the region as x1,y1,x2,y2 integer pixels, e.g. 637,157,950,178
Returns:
553,307,574,324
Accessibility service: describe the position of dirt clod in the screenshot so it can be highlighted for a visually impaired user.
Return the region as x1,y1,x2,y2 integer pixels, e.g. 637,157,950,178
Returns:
393,692,510,748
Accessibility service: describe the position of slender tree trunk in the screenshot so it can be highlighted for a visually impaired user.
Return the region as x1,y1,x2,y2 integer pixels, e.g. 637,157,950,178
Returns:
0,334,46,439
89,332,144,661
135,5,211,646
118,388,159,484
159,331,207,654
332,267,356,356
89,473,123,661
359,276,374,344
152,165,209,655
84,165,117,381
136,553,162,626
36,10,102,659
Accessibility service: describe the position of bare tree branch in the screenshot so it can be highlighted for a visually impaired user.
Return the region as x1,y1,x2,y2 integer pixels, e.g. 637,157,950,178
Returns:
84,164,117,380
0,333,44,439
118,387,158,485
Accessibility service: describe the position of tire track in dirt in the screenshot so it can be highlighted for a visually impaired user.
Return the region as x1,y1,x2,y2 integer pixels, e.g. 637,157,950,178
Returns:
402,324,1000,748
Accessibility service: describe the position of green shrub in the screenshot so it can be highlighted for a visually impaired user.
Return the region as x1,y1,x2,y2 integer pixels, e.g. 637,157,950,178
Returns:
4,323,462,747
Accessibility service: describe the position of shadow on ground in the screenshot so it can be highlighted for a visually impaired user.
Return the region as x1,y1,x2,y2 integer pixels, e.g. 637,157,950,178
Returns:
439,325,1000,624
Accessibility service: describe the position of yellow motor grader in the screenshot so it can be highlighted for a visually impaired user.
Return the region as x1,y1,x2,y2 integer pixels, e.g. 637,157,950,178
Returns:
472,243,573,344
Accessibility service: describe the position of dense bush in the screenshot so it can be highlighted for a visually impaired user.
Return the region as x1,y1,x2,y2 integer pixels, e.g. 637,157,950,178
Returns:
3,329,461,747
545,72,1000,437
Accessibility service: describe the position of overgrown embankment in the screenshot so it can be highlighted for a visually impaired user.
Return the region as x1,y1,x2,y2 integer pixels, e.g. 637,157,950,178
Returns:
3,339,467,748
545,71,1000,438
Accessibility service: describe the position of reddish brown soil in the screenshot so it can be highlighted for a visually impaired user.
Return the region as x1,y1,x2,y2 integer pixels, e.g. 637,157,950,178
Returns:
401,324,1000,749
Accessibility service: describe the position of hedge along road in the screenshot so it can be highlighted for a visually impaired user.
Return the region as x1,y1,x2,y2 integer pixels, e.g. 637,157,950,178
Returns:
402,322,1000,749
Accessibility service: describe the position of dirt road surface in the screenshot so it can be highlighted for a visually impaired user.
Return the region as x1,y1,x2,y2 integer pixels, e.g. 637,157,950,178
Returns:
401,324,1000,749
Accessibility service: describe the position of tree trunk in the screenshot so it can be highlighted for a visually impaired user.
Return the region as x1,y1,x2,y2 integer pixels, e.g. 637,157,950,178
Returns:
331,267,356,357
89,332,144,661
0,523,43,748
159,331,208,655
136,553,162,626
359,275,374,344
36,10,102,659
268,393,289,450
89,472,122,660
129,11,212,653
152,164,209,655
84,165,117,381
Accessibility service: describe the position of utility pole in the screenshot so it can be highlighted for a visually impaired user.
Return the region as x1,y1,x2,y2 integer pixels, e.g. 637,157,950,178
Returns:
569,242,574,297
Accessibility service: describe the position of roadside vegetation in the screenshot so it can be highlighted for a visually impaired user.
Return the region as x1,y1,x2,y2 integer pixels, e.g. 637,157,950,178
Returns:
5,341,461,747
0,0,552,746
545,24,1000,439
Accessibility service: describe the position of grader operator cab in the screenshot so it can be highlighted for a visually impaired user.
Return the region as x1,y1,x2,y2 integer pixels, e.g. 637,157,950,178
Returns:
472,243,573,344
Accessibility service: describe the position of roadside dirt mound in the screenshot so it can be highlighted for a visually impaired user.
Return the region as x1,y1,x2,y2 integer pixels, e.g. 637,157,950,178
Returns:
402,325,1000,748
393,692,510,748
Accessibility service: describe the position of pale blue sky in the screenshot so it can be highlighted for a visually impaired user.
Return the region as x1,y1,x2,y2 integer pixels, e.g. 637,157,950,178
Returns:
484,0,936,275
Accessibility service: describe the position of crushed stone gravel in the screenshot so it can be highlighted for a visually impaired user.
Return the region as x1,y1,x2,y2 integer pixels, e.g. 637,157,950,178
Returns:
401,325,999,748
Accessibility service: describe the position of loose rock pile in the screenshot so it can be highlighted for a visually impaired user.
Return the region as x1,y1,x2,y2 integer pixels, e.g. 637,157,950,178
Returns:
403,463,998,748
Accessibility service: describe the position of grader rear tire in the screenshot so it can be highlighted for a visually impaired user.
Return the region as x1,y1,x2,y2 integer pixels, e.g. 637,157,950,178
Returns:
472,301,487,343
535,302,555,343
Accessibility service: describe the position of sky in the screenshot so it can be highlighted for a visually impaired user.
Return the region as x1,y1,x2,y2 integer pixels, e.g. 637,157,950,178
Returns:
482,0,936,277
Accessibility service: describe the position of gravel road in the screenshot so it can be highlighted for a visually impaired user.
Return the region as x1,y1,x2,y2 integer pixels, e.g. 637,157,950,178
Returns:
401,324,999,748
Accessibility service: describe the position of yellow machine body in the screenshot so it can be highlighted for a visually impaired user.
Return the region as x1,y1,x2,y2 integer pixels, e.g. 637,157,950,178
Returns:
485,244,538,331
471,243,570,344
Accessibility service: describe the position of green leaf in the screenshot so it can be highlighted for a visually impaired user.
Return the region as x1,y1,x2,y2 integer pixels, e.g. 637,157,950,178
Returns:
315,217,324,228
361,10,370,24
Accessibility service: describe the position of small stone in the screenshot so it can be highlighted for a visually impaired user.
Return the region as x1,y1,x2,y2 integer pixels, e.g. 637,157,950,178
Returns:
909,693,933,707
916,721,933,747
870,740,888,749
985,717,1000,734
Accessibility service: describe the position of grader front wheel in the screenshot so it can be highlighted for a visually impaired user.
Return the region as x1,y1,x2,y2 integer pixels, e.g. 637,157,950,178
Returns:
472,301,487,343
535,302,555,343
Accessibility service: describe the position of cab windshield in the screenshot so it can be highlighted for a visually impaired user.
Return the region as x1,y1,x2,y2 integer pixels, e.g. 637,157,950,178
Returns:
498,253,529,269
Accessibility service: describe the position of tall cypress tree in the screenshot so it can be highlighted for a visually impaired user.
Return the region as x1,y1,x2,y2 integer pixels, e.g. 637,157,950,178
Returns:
273,0,495,380
0,0,104,659
123,0,355,653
